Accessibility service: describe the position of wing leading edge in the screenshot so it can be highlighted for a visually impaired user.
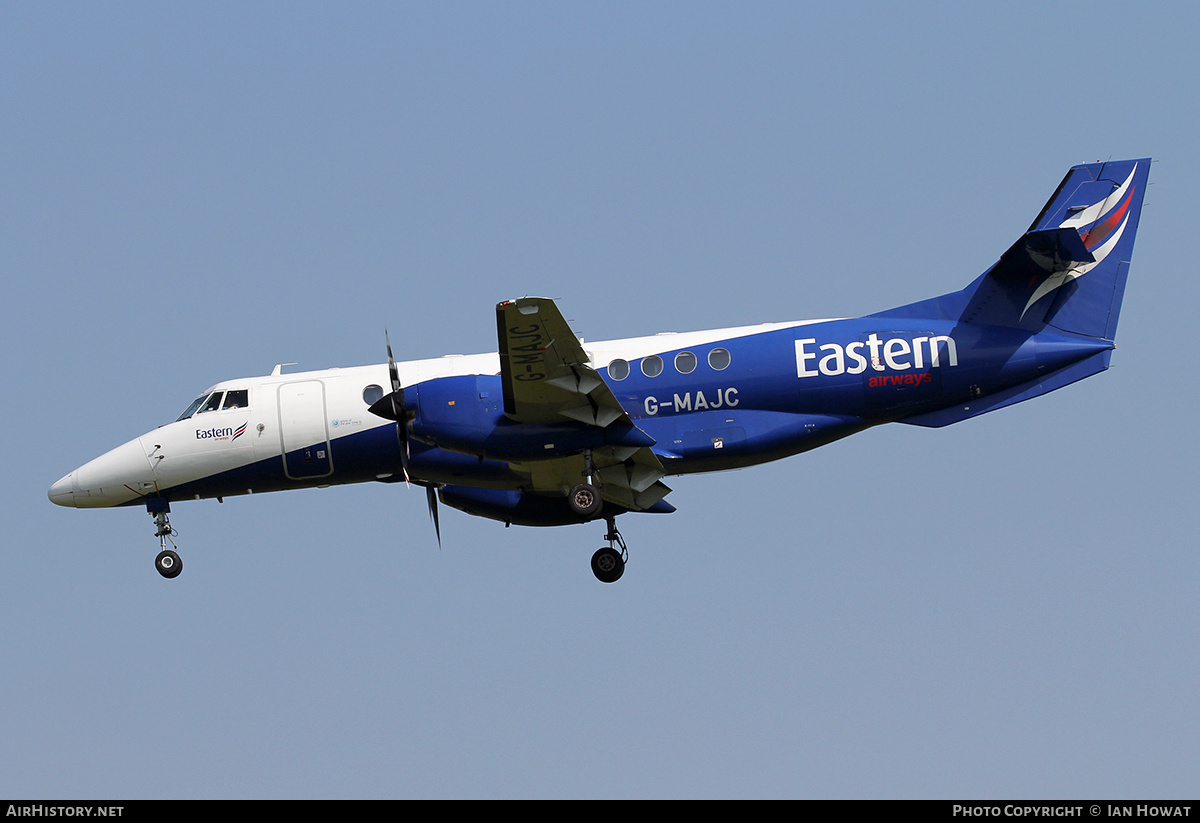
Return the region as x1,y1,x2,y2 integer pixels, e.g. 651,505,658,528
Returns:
496,298,672,511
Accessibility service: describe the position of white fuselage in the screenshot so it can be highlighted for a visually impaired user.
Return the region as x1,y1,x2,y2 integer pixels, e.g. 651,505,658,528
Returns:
49,320,819,509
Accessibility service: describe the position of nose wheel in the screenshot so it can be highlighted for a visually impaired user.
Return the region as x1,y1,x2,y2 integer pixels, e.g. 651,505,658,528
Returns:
591,516,627,583
148,500,183,579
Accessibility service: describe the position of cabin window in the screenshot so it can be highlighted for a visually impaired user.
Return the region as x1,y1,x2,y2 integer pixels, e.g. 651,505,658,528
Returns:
608,359,630,380
675,351,697,374
197,392,224,414
222,389,249,410
363,384,384,406
708,348,731,370
641,355,664,378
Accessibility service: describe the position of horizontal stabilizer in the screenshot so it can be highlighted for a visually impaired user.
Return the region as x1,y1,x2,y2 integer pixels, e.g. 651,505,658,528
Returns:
991,228,1095,282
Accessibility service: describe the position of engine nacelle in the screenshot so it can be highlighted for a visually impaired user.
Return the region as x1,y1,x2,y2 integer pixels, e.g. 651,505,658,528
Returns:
438,485,592,526
405,375,653,462
437,484,675,527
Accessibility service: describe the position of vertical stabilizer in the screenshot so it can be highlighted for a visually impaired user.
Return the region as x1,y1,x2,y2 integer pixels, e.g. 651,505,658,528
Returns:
875,159,1150,340
964,159,1150,338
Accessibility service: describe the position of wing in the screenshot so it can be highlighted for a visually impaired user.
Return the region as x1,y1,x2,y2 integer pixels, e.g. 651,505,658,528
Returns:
496,297,671,511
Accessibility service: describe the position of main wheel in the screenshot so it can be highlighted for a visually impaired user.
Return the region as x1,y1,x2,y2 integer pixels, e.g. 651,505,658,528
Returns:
568,483,603,518
155,549,183,579
591,546,624,583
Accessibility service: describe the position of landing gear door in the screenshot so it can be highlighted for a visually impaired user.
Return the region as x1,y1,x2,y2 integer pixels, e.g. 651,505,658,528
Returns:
278,380,333,479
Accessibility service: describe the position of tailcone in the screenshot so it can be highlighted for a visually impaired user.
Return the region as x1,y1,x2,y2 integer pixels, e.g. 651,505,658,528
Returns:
1035,333,1116,372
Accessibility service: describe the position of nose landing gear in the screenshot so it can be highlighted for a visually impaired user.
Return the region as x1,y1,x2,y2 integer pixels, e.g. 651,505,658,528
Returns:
590,516,627,583
148,499,182,579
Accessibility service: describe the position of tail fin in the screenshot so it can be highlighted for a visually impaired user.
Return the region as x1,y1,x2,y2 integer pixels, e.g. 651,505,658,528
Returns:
877,159,1150,340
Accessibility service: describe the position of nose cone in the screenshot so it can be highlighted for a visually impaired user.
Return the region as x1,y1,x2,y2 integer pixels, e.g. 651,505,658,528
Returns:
48,472,77,507
49,437,157,508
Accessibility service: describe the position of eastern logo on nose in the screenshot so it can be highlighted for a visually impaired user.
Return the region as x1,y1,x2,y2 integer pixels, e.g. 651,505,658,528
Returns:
196,422,248,442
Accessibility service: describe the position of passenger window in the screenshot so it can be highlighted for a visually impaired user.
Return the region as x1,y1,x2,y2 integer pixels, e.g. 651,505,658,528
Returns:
198,392,224,414
708,348,731,370
222,389,249,410
608,359,630,381
675,351,697,374
641,355,664,378
363,384,384,406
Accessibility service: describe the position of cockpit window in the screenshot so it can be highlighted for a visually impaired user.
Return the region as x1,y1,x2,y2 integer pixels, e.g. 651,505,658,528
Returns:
175,388,250,421
176,394,210,421
197,392,224,414
222,389,249,410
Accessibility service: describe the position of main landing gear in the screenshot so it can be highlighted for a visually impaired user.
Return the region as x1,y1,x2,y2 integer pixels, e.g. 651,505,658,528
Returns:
148,499,183,579
591,515,627,583
568,483,603,518
569,451,604,519
567,463,628,583
570,452,628,582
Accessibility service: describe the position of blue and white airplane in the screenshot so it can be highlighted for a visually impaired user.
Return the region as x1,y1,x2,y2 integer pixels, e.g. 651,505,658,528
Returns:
49,158,1150,582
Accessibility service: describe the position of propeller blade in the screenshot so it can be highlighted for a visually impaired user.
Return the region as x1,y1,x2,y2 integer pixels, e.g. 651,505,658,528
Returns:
385,329,401,393
426,484,441,548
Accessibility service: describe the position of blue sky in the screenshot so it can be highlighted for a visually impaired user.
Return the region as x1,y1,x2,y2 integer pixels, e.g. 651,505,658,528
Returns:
3,2,1198,798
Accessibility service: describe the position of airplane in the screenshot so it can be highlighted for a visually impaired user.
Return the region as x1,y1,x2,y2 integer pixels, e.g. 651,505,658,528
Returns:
49,158,1150,583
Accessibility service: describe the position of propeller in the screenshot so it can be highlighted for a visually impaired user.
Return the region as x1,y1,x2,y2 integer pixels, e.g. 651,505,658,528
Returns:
366,330,441,547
